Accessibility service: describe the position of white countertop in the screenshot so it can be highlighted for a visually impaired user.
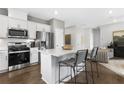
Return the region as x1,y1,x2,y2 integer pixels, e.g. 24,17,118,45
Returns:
39,49,77,57
100,59,124,77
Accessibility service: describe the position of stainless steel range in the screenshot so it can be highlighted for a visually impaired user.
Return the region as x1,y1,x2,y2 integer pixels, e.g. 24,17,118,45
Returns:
8,42,30,71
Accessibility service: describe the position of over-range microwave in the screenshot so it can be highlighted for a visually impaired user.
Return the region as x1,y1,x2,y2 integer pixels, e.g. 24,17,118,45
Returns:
8,28,28,39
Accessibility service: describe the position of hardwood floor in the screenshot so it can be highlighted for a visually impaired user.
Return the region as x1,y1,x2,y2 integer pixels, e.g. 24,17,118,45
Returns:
0,64,45,84
67,62,124,84
0,63,124,84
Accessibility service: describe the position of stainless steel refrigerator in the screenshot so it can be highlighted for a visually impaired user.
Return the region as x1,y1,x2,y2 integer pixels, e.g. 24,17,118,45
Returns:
35,31,54,63
35,31,54,50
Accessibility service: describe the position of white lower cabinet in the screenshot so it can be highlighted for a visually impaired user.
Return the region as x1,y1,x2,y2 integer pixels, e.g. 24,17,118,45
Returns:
30,47,38,64
0,51,8,72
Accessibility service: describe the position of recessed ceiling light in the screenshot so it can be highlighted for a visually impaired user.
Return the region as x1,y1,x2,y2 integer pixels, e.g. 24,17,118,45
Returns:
108,10,113,14
54,10,58,15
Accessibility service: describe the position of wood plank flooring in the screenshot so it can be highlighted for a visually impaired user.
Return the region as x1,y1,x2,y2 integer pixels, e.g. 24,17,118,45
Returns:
0,64,45,84
0,62,124,84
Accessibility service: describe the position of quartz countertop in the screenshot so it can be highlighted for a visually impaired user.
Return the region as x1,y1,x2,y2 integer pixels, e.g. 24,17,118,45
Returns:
39,49,77,57
100,59,124,77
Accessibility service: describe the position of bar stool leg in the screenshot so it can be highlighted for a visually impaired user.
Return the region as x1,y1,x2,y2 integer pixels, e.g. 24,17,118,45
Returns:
96,62,99,78
70,66,72,80
73,67,76,84
59,63,61,84
85,62,88,84
90,62,94,84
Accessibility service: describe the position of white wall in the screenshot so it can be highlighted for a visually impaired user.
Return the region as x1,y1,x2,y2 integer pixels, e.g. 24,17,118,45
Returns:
83,28,93,49
100,22,124,47
92,27,101,47
65,26,93,50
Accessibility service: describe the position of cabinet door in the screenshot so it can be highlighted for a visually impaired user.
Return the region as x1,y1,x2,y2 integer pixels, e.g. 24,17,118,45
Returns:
44,25,51,32
9,18,27,29
30,48,38,64
18,20,27,29
0,51,8,71
36,23,44,31
37,23,51,32
0,15,8,38
9,18,18,28
28,21,37,39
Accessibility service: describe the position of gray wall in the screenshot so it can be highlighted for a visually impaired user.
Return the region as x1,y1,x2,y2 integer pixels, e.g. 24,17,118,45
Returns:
28,15,49,24
0,8,8,16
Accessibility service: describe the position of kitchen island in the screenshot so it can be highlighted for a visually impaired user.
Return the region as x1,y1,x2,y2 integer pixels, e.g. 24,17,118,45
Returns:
39,49,77,84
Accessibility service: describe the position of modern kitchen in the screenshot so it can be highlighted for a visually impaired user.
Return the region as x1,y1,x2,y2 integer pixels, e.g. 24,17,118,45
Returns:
0,8,124,84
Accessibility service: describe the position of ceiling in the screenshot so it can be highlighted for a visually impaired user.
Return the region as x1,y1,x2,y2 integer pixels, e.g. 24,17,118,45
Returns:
18,8,124,28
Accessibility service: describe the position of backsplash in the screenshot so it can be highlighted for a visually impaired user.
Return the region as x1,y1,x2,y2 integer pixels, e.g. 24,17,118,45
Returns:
7,38,32,43
0,38,35,50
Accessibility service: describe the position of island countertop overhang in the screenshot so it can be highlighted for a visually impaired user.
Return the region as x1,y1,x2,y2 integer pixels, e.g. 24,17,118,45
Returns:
39,49,77,57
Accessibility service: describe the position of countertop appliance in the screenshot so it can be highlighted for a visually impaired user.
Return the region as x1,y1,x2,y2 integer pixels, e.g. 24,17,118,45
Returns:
36,31,54,50
8,28,28,39
8,42,30,71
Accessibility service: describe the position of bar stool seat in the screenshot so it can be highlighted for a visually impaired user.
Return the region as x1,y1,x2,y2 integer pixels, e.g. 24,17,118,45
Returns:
59,58,75,66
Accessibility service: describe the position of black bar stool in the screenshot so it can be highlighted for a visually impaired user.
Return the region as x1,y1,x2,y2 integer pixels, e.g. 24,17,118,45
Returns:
88,47,99,84
58,49,88,84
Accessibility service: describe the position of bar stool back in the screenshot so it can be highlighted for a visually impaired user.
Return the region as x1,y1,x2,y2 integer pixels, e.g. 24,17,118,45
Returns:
75,49,88,83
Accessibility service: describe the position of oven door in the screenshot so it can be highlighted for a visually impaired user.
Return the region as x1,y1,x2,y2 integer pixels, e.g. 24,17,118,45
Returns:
19,52,30,64
9,53,19,66
9,51,30,66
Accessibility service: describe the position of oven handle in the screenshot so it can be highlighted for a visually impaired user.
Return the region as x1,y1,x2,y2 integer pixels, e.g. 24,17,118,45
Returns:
9,50,30,54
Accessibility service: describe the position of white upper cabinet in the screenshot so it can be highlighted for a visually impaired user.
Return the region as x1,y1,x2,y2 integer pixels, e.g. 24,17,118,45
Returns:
28,21,37,39
44,24,51,32
8,17,27,29
0,15,8,38
36,23,51,32
36,23,43,31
